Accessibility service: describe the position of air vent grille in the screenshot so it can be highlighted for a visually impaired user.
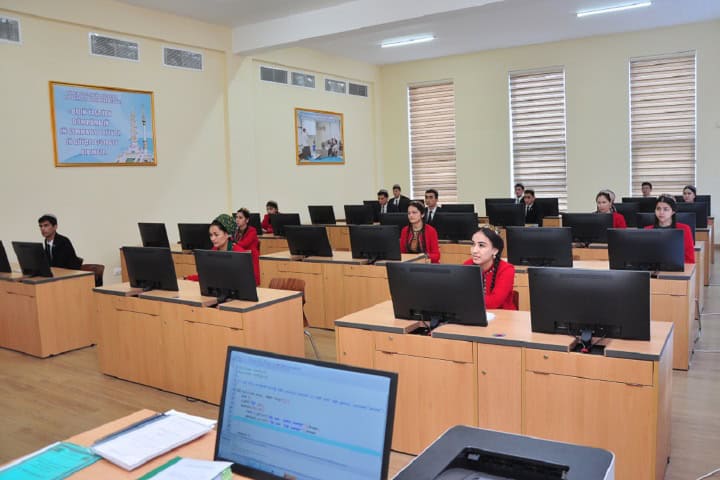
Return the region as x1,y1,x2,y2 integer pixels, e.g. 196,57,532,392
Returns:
325,78,347,94
0,17,20,43
164,47,203,70
291,72,315,88
260,66,288,84
349,83,368,97
90,33,139,61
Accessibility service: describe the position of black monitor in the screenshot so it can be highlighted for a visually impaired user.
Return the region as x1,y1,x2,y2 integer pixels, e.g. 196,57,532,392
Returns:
194,250,257,302
138,222,170,248
284,225,333,257
433,212,478,242
534,197,559,218
561,213,613,245
122,246,178,291
677,202,708,228
676,195,711,216
215,347,397,480
635,212,656,229
487,203,525,227
634,212,694,235
387,262,487,329
363,200,381,222
248,213,262,233
506,227,573,267
614,203,639,228
344,205,375,225
440,203,475,213
308,205,336,225
379,213,408,238
529,267,650,341
0,241,11,273
608,228,685,272
621,197,657,213
349,225,401,262
12,242,52,277
178,223,212,251
269,213,301,237
484,198,516,214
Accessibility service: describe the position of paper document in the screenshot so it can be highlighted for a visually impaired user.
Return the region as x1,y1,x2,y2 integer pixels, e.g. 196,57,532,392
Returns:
138,457,232,480
0,442,100,479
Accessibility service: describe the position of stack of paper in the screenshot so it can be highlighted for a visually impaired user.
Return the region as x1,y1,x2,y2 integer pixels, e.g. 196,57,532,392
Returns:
0,442,100,479
138,457,232,480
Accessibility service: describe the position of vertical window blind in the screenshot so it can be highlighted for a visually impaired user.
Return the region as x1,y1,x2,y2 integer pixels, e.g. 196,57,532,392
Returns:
408,82,458,202
509,69,568,211
630,53,696,195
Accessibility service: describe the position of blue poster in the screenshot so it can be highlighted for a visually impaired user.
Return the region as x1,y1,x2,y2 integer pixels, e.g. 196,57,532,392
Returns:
50,82,156,166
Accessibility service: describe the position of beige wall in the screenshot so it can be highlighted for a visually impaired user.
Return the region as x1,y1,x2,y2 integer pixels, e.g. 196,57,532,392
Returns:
379,21,720,213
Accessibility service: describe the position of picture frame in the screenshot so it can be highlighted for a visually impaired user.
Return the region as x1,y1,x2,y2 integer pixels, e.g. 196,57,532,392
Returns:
49,81,157,167
295,108,344,165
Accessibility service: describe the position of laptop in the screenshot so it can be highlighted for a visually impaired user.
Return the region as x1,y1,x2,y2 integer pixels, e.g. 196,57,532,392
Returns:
215,347,398,480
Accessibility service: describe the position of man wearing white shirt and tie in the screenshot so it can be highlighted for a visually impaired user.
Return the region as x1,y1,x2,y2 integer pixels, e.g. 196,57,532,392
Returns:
424,189,440,225
514,183,525,204
388,184,410,213
377,189,390,216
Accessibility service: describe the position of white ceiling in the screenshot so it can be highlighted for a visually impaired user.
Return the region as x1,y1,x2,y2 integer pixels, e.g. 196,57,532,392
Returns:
117,0,720,64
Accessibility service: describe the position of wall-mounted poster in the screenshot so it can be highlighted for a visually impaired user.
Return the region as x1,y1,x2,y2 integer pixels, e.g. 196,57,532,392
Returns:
295,108,344,165
49,81,157,167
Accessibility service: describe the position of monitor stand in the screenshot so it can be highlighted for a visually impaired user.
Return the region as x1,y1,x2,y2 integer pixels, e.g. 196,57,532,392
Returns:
573,329,605,355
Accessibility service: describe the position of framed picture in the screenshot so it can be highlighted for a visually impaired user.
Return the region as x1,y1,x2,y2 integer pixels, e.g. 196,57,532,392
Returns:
49,81,157,167
295,108,344,165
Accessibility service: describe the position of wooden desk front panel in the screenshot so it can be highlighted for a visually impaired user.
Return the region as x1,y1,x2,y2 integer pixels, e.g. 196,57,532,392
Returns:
439,243,469,265
259,237,288,255
341,264,392,316
0,281,41,355
477,343,522,434
260,260,327,328
572,247,609,261
239,296,304,357
171,252,197,278
336,326,375,369
326,225,350,251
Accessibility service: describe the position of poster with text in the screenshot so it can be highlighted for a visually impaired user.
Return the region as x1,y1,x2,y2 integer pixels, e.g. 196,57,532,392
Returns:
50,82,157,166
295,108,344,165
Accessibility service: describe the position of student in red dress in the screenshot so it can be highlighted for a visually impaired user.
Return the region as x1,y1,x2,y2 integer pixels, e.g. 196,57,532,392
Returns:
644,195,695,264
596,190,626,228
261,200,278,234
399,201,440,263
463,228,517,310
234,208,260,285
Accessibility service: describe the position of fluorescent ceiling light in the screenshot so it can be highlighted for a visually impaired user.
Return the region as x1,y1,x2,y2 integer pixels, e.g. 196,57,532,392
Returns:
577,1,651,18
381,35,435,48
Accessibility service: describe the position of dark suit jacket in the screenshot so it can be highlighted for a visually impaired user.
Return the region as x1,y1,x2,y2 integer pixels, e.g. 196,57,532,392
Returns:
424,206,441,226
45,233,82,269
524,203,542,225
387,195,410,213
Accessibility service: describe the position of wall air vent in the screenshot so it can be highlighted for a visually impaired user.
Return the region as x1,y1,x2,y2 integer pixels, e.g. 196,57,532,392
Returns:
349,83,368,97
90,33,139,61
163,47,203,71
260,66,288,84
291,72,315,88
0,16,21,44
325,78,347,94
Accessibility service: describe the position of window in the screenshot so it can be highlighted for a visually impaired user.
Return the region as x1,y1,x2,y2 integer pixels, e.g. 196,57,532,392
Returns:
260,66,288,84
291,72,315,88
630,53,696,195
325,78,347,94
509,68,567,210
408,82,457,202
349,83,368,97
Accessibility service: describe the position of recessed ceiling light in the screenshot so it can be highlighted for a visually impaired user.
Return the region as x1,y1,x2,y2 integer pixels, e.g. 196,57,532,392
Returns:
577,1,652,18
380,34,435,48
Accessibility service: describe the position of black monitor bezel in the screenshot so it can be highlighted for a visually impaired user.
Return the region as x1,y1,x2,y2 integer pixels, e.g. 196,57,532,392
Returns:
378,212,409,236
122,246,179,291
177,223,213,251
194,249,258,302
284,225,333,257
506,227,573,267
614,203,639,228
486,203,525,227
621,197,657,213
348,225,401,261
0,240,11,273
607,228,685,272
308,205,337,225
438,203,475,213
344,205,375,225
676,202,708,228
432,212,478,242
269,213,301,237
561,213,613,245
533,197,560,218
138,222,170,248
12,241,53,277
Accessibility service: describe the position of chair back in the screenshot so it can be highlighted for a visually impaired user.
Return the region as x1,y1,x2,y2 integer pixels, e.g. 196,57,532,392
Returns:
268,277,308,327
80,263,105,287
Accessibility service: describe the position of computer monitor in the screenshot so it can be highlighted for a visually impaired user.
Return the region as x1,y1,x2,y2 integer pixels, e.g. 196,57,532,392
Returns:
634,212,656,229
284,225,333,257
269,213,301,237
614,203,639,227
349,225,401,262
178,223,213,251
344,205,375,225
308,205,336,225
215,346,397,480
363,200,381,222
0,241,11,273
635,211,694,234
194,250,257,302
506,227,573,267
379,212,408,236
677,202,708,228
608,228,685,272
122,246,179,291
676,194,711,216
534,197,559,217
138,222,170,248
529,267,650,341
484,198,516,214
439,203,475,213
561,213,613,245
12,242,52,277
433,212,478,242
621,197,657,213
387,262,487,329
248,213,262,234
486,203,525,227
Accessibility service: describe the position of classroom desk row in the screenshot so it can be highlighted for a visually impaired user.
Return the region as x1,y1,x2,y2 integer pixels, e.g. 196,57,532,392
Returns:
336,301,673,480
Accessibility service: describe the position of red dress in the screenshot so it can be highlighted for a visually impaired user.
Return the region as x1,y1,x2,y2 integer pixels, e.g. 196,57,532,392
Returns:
463,258,517,310
399,224,441,263
643,223,695,264
234,227,261,285
261,214,273,234
186,240,260,285
612,211,627,228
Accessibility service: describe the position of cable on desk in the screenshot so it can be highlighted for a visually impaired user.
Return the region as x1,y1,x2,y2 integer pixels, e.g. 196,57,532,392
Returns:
696,466,720,480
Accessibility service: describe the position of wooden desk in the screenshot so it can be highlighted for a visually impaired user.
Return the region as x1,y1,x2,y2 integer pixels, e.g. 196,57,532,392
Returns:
94,280,303,404
119,244,196,282
336,302,672,480
258,234,289,255
260,251,426,329
0,269,94,357
697,226,713,275
325,223,350,251
438,241,471,264
514,260,695,370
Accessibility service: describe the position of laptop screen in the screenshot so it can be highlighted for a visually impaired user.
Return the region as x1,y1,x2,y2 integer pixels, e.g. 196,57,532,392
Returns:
215,347,398,480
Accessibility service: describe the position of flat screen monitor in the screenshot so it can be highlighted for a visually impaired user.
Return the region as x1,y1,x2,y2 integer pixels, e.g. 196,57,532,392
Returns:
248,213,262,233
529,267,650,341
194,250,257,302
0,240,11,273
379,213,408,236
215,347,397,480
621,197,657,213
433,212,478,242
122,246,179,291
506,227,573,267
484,198,516,214
677,202,708,228
308,205,336,225
284,225,333,257
676,194,711,216
387,262,487,329
614,203,639,228
344,205,375,225
561,213,613,245
12,242,52,277
138,222,170,248
439,203,475,213
349,225,401,262
487,203,525,227
608,228,685,272
635,212,695,238
269,213,301,237
534,198,559,218
363,200,381,222
178,223,212,251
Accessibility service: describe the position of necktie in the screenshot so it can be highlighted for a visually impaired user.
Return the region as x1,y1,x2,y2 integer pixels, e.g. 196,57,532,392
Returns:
45,242,52,261
395,198,399,206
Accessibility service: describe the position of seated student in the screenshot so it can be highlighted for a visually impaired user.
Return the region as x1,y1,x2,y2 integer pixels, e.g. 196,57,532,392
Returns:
234,208,260,285
377,189,390,215
523,189,542,224
514,183,525,204
463,228,517,310
388,184,410,213
261,200,278,234
38,214,82,269
400,201,440,263
682,185,697,203
595,190,626,228
423,189,441,225
644,195,695,264
641,181,653,197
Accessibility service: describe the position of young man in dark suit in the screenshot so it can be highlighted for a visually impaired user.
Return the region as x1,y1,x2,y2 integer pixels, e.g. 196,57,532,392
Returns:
38,214,82,269
424,189,441,225
523,189,542,225
388,184,410,213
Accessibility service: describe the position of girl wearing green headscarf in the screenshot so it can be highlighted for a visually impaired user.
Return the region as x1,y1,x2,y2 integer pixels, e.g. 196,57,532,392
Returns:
209,213,237,251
